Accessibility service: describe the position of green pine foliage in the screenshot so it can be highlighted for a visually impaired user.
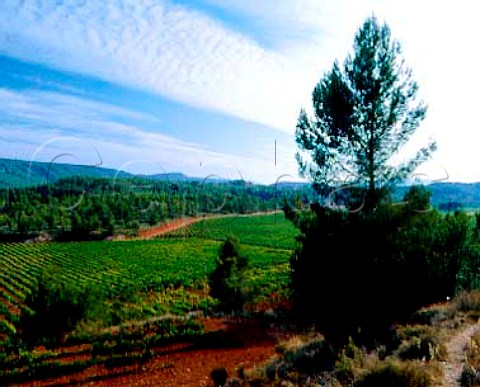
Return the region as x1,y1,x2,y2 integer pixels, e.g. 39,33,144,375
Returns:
20,268,105,347
295,15,436,210
289,185,480,344
0,176,311,241
209,235,250,312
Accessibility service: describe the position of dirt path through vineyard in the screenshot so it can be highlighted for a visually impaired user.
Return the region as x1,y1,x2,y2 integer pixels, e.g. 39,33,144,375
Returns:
135,211,281,239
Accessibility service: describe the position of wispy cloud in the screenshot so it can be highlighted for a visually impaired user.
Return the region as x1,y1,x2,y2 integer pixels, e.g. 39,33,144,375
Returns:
0,0,310,132
2,1,479,182
0,88,291,182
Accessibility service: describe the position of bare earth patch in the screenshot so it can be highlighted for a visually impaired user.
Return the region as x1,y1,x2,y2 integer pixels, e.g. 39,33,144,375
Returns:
12,317,289,387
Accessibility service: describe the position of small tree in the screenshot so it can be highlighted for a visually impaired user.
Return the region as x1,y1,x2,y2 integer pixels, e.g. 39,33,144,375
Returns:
295,15,436,211
20,268,103,347
209,235,249,312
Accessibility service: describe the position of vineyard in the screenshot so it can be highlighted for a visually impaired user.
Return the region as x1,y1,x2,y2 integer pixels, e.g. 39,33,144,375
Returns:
169,212,298,250
0,212,298,384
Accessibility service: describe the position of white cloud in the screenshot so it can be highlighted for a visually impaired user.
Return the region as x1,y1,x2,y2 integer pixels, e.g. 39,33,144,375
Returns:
1,1,479,182
0,88,292,182
0,0,307,132
206,0,480,182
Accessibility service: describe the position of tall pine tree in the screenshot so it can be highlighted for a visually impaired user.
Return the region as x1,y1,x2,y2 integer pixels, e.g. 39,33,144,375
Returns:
295,15,436,211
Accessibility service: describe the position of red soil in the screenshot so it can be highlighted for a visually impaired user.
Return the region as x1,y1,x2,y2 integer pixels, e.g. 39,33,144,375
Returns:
136,216,205,239
13,317,288,387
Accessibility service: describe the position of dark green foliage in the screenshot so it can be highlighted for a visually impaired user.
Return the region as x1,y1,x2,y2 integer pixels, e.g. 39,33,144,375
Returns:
20,268,104,347
403,185,432,212
295,15,435,211
393,182,480,210
289,185,478,344
0,174,311,241
209,235,249,312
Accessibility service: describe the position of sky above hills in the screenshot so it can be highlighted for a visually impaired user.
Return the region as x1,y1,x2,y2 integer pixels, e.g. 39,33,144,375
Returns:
0,0,479,184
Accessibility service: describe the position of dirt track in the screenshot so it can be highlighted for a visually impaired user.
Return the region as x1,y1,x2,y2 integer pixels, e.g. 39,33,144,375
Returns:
136,211,281,239
443,321,480,386
136,216,206,239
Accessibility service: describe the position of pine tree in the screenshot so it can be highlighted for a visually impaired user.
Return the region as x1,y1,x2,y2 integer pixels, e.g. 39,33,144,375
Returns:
296,15,436,211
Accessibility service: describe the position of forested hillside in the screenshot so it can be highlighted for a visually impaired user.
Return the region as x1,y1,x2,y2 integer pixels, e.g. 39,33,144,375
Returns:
0,174,309,241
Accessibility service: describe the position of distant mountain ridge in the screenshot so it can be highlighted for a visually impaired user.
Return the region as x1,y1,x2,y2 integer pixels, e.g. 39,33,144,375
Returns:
0,158,199,188
1,158,480,209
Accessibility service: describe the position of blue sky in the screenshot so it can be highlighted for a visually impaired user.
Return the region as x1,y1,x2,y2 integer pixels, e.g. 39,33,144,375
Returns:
0,0,479,184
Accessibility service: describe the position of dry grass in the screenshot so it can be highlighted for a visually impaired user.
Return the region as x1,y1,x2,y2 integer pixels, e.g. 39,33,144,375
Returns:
455,291,480,320
355,358,440,387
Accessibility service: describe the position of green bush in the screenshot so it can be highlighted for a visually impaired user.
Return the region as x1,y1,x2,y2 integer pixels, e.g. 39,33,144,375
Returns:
20,268,105,347
397,337,436,361
335,338,365,384
289,186,478,344
209,235,250,312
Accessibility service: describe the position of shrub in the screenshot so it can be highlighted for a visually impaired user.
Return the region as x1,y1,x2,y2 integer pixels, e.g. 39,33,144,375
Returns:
410,307,453,326
211,366,228,387
455,291,480,313
355,360,432,387
334,356,355,385
289,193,477,344
397,337,436,361
395,325,446,362
20,268,105,347
335,338,365,384
280,337,336,375
209,235,249,312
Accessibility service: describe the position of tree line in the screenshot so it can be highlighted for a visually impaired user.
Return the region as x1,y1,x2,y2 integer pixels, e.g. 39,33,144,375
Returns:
0,176,312,241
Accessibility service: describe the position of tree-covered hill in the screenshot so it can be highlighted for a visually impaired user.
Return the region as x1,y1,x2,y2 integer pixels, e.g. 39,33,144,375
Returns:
0,158,209,189
0,174,311,241
393,183,480,210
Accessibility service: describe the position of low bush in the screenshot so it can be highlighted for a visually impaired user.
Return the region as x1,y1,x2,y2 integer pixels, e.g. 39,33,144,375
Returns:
247,334,337,385
455,291,480,314
410,306,454,326
20,268,105,347
280,336,336,374
209,235,250,312
354,360,432,387
335,338,365,385
211,366,228,387
395,325,447,362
